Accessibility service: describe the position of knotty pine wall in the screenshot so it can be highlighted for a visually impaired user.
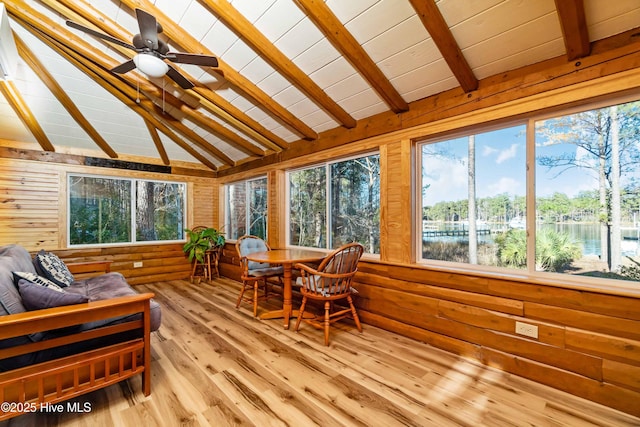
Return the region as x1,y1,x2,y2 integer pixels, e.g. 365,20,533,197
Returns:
0,156,217,285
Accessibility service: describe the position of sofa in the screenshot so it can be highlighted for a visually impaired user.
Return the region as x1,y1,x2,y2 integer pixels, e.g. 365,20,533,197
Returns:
0,244,161,420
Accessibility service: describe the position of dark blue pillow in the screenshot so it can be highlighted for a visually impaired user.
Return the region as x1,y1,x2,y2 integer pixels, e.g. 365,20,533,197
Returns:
17,279,88,311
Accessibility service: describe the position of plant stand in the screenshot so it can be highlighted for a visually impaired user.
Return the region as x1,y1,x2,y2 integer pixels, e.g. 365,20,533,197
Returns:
190,247,221,283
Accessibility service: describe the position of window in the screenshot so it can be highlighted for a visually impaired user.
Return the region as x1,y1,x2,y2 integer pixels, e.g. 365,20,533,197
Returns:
68,175,185,246
419,125,526,268
417,98,640,285
225,177,268,240
288,153,380,253
535,100,640,281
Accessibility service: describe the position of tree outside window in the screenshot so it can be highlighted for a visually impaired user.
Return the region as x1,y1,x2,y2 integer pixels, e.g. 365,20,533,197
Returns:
69,175,185,246
288,154,380,253
226,177,267,240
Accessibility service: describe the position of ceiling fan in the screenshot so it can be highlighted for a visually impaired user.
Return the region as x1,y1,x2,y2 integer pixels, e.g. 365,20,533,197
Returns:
66,8,219,90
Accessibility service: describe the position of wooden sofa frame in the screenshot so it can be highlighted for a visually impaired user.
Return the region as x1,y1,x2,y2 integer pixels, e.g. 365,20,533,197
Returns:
0,262,154,421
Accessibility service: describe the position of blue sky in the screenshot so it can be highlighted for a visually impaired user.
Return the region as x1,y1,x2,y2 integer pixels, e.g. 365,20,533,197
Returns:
420,122,639,207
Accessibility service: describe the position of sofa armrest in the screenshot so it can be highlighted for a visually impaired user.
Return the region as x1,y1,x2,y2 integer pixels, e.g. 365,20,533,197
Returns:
0,293,153,341
66,260,112,275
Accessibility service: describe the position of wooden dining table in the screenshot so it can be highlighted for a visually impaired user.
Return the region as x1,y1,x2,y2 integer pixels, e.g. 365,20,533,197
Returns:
245,248,326,329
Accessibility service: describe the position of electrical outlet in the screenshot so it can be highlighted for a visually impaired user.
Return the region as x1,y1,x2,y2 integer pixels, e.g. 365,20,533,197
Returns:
515,321,538,339
133,261,143,268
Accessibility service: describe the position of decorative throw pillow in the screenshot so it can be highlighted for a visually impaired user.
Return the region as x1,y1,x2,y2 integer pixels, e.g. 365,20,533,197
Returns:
34,250,74,288
12,271,64,293
17,279,88,311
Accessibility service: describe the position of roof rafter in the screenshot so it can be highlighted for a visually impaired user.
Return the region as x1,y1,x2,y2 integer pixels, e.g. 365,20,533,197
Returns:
197,0,357,129
554,0,591,60
120,0,318,140
293,0,408,113
144,120,170,165
13,31,118,159
408,0,478,93
0,80,54,152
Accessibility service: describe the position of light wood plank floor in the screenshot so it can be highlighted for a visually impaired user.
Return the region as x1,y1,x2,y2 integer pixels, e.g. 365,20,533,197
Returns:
2,278,639,427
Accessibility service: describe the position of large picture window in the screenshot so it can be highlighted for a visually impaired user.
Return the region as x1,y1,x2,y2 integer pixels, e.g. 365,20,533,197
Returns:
419,125,526,268
68,175,185,246
225,177,268,240
288,154,380,254
535,100,640,281
418,98,640,284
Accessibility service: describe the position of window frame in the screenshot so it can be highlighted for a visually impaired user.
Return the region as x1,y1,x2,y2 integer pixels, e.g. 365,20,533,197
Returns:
224,175,268,242
285,151,381,254
67,173,187,248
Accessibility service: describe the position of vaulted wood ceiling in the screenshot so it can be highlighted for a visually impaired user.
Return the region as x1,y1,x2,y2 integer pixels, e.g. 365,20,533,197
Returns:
0,0,639,175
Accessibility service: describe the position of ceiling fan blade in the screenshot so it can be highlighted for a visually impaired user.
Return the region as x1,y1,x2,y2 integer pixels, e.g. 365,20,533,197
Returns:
66,20,136,50
111,60,136,74
166,52,219,68
166,64,194,90
135,8,159,50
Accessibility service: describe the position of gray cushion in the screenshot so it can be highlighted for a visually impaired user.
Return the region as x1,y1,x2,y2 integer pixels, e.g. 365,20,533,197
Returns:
249,266,284,277
18,279,89,311
239,237,271,270
34,250,74,287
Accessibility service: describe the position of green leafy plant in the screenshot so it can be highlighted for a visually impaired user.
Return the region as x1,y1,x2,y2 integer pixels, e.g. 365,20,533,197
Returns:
183,227,225,263
496,228,581,272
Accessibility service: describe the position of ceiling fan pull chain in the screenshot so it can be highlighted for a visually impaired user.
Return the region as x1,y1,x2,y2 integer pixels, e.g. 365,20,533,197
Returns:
136,76,140,104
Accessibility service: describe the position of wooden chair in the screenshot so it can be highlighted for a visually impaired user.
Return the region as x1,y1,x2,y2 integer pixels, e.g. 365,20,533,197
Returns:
235,235,283,316
294,242,364,345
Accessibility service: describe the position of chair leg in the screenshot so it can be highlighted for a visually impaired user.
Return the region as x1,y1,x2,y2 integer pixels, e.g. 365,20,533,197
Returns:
347,295,362,333
253,282,259,317
294,297,307,332
324,301,331,346
236,283,247,309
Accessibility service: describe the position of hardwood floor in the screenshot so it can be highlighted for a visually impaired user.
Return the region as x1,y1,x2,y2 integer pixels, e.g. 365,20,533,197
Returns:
2,278,639,427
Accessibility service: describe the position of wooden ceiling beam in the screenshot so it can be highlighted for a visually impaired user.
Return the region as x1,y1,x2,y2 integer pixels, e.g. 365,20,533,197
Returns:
13,32,118,159
54,0,286,153
198,0,356,129
144,120,170,165
121,0,318,140
409,0,478,93
554,0,591,60
0,80,55,152
293,0,408,113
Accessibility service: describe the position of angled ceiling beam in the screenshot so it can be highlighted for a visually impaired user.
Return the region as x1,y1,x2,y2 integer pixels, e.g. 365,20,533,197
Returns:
554,0,591,60
144,120,170,165
43,0,260,159
293,0,408,113
54,0,287,152
408,0,478,93
198,0,357,128
6,0,236,167
13,32,118,159
120,0,318,140
0,80,55,151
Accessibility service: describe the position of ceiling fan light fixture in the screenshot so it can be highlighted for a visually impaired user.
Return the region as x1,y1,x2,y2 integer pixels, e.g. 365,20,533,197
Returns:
133,54,168,78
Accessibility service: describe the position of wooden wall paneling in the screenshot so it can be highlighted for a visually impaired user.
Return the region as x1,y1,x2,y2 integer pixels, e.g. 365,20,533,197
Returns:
379,139,412,263
191,181,215,227
267,169,286,249
525,301,640,341
565,328,640,366
603,359,640,392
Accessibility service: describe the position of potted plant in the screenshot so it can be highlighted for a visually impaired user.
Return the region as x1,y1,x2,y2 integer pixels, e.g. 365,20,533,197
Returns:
183,227,226,263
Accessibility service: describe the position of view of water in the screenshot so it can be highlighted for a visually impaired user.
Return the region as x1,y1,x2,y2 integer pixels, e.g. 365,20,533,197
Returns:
422,222,640,257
